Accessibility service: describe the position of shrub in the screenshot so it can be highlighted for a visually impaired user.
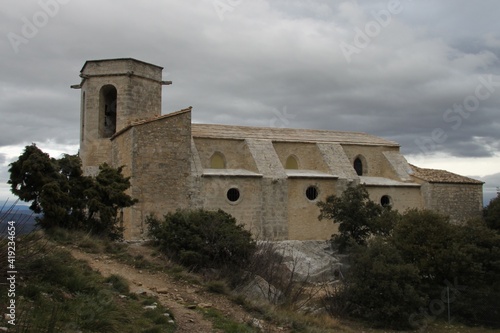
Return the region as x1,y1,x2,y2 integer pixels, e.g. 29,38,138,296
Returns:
330,238,425,329
147,209,256,271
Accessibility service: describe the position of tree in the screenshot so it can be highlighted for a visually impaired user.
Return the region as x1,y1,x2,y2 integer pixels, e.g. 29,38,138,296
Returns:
391,209,461,294
391,210,500,327
317,184,395,252
451,218,500,326
8,144,59,214
8,144,136,239
85,164,137,239
339,238,424,329
484,191,500,231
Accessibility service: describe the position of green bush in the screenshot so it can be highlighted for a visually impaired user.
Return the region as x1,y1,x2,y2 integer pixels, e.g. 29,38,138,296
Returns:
147,209,256,271
335,239,425,329
331,209,500,329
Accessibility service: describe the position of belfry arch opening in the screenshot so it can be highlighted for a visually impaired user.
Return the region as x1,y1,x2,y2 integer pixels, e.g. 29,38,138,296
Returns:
99,85,117,138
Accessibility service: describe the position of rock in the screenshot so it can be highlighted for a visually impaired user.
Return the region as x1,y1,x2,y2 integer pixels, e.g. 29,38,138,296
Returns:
269,240,346,283
250,318,264,331
198,303,212,308
143,305,157,310
62,292,74,300
135,289,148,295
156,288,169,294
0,327,8,332
119,294,127,299
168,320,175,324
186,304,197,309
237,275,282,304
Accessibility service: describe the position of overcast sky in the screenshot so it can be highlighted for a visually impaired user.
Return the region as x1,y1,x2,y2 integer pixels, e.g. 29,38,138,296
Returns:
1,0,499,204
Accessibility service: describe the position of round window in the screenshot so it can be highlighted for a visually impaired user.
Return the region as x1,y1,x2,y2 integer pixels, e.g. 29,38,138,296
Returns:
381,195,392,207
306,186,319,201
227,188,240,202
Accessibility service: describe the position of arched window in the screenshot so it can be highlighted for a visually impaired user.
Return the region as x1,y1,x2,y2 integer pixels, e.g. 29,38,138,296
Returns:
99,85,117,138
210,152,226,169
354,157,363,176
285,155,299,169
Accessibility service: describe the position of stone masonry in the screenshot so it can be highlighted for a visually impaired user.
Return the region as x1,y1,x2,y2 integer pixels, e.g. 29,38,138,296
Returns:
73,58,484,240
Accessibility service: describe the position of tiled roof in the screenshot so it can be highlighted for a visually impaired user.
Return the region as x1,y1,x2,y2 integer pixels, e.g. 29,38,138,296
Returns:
192,123,399,146
111,107,192,139
410,164,483,184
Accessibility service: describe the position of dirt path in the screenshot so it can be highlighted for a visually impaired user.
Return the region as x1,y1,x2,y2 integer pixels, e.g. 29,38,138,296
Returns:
68,244,286,333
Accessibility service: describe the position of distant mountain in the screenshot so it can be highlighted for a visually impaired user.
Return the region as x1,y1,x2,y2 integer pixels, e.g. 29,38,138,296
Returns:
0,205,39,236
472,173,500,206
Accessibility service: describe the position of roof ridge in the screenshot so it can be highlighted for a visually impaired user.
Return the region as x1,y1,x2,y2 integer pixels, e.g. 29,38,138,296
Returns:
111,107,192,140
192,122,374,136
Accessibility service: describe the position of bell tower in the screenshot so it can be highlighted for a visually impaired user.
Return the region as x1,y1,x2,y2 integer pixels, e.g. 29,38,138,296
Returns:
72,58,171,170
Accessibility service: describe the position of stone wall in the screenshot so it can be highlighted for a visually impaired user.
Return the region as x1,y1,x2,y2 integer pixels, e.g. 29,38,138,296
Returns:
272,142,330,173
365,186,423,212
341,145,400,178
316,143,358,180
124,110,192,239
80,59,162,169
246,139,289,240
193,138,258,172
287,178,338,240
420,183,483,222
200,176,263,236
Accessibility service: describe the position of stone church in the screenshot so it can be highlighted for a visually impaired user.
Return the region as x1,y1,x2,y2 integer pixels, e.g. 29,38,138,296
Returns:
72,58,484,240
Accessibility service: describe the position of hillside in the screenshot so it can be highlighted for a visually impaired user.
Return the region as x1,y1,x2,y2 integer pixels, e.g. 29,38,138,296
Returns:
2,230,500,332
0,205,38,235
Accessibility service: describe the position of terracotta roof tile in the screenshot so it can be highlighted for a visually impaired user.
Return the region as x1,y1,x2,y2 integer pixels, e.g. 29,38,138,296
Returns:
410,164,483,184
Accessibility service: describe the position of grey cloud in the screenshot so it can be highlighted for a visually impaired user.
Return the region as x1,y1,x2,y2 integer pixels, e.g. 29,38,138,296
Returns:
1,0,500,163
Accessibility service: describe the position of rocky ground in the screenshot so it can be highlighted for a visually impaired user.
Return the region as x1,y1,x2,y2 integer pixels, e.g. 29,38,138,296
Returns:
69,243,292,333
